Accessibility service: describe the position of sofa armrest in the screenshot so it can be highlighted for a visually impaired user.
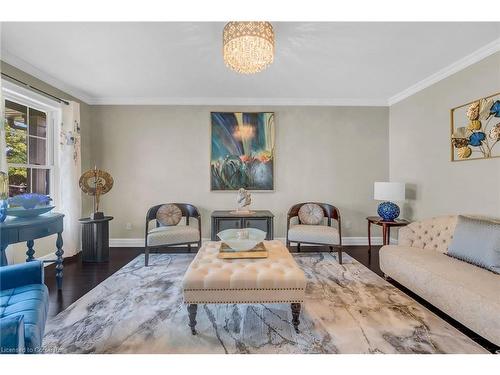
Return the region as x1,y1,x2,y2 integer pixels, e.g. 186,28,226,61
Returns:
397,226,413,245
0,316,25,354
0,261,44,291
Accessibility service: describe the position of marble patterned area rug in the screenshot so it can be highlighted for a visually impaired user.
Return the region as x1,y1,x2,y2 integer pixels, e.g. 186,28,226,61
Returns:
43,251,487,354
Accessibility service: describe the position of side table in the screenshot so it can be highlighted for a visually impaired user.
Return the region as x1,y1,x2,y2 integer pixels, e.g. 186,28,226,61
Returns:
211,210,274,241
367,216,409,253
79,216,113,262
0,213,65,289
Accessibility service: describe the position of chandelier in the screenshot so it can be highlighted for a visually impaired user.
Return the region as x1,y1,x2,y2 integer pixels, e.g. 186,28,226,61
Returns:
223,22,274,74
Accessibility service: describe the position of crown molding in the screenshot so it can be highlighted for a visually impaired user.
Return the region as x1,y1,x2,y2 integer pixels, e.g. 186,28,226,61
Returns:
4,37,499,108
88,96,388,106
1,50,93,104
388,37,500,106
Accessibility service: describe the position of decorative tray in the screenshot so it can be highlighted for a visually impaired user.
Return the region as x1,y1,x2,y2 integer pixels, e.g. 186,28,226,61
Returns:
218,242,268,259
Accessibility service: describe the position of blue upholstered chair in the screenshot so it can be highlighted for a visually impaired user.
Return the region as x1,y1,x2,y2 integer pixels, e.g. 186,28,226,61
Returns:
0,261,49,354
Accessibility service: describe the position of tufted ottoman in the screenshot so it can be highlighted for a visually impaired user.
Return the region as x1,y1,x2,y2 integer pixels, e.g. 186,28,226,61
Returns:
182,240,306,334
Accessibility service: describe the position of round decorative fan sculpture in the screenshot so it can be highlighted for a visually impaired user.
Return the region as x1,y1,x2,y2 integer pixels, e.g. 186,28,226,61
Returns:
79,166,114,219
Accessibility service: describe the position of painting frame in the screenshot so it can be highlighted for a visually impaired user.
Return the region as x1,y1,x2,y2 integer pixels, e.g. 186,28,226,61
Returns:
210,111,275,191
450,92,500,162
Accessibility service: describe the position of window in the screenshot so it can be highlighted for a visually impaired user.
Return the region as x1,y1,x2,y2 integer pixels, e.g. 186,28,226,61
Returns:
4,99,52,197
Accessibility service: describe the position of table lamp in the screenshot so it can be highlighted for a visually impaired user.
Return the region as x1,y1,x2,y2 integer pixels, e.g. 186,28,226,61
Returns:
374,182,406,221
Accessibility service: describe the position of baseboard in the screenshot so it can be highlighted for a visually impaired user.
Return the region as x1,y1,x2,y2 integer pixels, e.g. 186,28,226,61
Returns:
110,236,388,248
109,238,145,247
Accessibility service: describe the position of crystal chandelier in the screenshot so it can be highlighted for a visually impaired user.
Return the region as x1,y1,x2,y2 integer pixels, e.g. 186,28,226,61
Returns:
223,22,274,74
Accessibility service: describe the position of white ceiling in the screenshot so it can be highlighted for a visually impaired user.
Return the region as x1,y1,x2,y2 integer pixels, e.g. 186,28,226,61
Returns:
1,22,499,105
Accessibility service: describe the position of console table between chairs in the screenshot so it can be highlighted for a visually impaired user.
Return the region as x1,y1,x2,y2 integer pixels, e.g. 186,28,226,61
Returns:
0,213,65,289
211,210,274,241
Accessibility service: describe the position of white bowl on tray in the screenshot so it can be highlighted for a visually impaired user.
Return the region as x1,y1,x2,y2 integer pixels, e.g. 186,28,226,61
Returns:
217,228,267,251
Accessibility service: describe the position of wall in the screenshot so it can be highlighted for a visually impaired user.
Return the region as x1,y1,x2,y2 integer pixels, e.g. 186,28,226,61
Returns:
1,61,91,263
389,52,500,220
89,105,389,241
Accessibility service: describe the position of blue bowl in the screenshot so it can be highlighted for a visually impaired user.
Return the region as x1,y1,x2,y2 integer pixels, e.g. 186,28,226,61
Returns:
6,206,55,218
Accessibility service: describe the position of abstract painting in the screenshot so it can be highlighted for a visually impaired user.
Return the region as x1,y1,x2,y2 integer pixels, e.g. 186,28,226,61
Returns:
451,92,500,161
211,112,275,190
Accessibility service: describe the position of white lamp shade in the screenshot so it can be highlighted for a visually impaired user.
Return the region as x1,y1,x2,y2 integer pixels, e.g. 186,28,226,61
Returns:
374,182,406,201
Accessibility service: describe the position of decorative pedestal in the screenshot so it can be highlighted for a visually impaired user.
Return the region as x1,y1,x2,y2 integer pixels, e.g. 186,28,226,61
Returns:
79,216,113,262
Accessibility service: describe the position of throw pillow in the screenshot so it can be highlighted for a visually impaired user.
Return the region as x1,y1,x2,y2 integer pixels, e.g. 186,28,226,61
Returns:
157,204,182,226
298,203,324,225
447,215,500,274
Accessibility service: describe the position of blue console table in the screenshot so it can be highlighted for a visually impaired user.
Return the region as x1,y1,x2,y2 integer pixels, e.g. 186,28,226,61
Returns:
0,213,65,289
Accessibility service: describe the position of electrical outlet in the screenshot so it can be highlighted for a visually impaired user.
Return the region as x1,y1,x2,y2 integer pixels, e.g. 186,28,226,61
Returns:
125,222,132,231
344,221,352,229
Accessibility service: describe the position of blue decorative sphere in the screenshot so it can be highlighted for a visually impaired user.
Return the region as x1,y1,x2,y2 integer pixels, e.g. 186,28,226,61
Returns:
377,201,400,221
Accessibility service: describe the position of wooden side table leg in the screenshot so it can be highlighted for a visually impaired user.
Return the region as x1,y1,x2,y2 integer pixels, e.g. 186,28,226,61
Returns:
291,303,301,333
387,227,391,245
55,232,64,290
382,224,387,246
367,221,372,254
26,240,35,262
188,304,198,335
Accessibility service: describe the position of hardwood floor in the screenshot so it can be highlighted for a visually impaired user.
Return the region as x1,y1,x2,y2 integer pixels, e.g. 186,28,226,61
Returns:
42,245,498,353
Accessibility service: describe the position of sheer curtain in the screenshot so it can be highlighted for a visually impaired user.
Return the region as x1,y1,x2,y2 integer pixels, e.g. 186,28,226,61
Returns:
58,101,82,257
0,94,6,174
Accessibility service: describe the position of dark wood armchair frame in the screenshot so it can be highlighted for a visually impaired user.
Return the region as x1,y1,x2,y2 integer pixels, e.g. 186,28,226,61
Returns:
144,203,202,266
286,202,343,264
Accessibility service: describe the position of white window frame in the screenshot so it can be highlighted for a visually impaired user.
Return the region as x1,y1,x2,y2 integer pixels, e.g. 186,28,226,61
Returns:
2,79,62,204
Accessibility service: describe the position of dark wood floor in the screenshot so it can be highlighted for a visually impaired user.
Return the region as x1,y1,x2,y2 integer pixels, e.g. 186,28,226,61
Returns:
43,245,498,353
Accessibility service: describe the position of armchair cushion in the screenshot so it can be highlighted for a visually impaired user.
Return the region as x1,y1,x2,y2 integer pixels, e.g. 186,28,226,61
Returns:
147,225,200,247
156,204,182,226
298,203,324,225
288,224,340,245
0,316,25,354
0,284,49,354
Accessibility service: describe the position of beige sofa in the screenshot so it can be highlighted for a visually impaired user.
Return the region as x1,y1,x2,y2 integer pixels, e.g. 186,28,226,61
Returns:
379,215,500,346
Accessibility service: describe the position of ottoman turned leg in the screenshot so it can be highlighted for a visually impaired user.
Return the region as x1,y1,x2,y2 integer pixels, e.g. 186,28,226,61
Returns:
291,303,301,333
187,304,198,335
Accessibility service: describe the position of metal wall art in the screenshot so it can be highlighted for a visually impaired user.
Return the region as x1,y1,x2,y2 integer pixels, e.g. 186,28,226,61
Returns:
451,92,500,161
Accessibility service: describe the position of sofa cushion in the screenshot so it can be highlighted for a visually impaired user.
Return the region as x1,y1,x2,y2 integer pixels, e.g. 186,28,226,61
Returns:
147,225,200,246
0,284,49,353
448,215,500,274
379,245,500,346
288,224,339,245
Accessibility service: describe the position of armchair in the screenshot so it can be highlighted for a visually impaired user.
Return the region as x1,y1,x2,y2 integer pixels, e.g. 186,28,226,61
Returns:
286,202,343,263
144,203,202,266
0,261,49,354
